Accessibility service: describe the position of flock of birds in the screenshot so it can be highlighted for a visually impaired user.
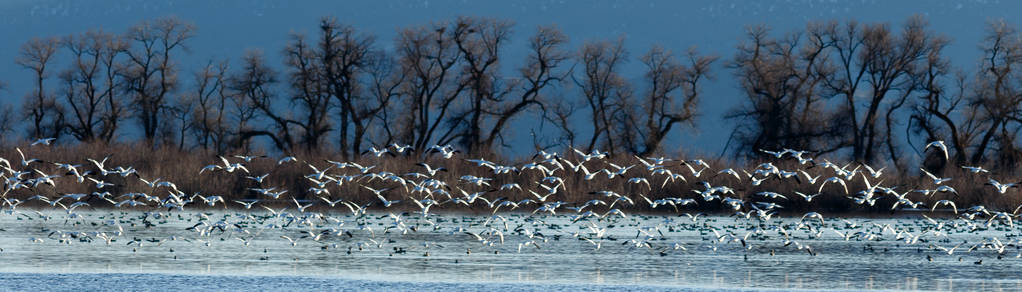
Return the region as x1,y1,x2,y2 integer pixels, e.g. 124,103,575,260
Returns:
2,138,1022,265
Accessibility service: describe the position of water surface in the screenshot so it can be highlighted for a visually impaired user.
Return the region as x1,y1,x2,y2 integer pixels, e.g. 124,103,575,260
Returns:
1,210,1020,291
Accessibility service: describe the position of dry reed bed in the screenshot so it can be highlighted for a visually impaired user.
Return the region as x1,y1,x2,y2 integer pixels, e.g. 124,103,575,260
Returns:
2,142,1021,216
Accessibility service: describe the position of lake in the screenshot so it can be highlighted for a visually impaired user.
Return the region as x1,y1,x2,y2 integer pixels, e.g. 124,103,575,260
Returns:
1,209,1020,291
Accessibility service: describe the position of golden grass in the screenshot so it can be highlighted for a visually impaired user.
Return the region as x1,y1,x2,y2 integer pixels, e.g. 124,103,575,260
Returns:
2,141,1021,216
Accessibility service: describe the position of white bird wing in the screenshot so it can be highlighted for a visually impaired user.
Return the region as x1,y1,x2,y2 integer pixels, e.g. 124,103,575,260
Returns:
260,205,280,215
409,197,425,209
920,168,938,180
218,155,232,167
466,232,484,241
926,141,949,161
341,201,362,216
15,147,26,162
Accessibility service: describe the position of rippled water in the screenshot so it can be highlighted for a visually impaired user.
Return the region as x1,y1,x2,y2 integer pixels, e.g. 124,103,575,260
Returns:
1,210,1021,291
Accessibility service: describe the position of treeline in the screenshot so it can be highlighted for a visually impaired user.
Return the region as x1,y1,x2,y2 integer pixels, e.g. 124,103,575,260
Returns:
726,16,1021,172
3,15,1022,171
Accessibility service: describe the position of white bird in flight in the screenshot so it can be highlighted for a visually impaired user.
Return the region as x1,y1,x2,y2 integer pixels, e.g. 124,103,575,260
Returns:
31,137,56,146
986,178,1018,194
920,168,951,185
818,177,848,195
925,140,949,161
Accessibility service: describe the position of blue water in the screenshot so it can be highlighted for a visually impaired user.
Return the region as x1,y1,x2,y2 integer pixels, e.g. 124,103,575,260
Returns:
0,272,746,292
3,211,1022,291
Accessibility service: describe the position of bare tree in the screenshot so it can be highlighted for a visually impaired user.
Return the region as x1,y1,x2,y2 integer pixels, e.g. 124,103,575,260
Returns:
0,82,15,140
273,34,330,153
17,36,64,140
443,17,513,153
394,21,471,152
99,33,129,142
623,46,716,156
966,20,1022,166
228,86,259,152
167,94,196,150
575,38,629,155
365,49,407,147
231,50,291,151
0,103,14,141
910,68,981,168
315,17,380,158
821,16,941,164
19,14,1022,166
542,96,580,150
727,24,841,158
188,60,230,152
60,30,125,143
478,24,571,153
122,16,195,146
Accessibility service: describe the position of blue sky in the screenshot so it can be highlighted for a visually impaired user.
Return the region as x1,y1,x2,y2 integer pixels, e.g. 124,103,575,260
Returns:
1,0,1019,157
